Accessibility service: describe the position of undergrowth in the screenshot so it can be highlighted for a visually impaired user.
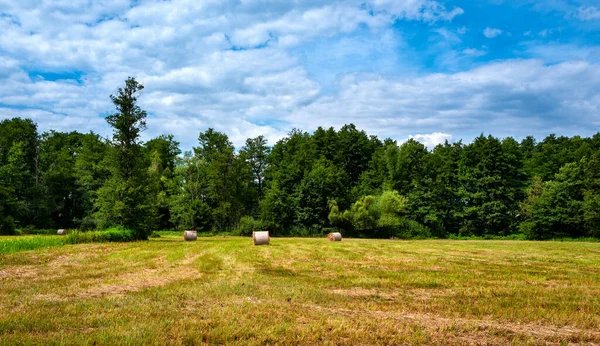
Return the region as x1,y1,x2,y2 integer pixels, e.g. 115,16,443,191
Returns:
0,236,65,254
0,227,137,254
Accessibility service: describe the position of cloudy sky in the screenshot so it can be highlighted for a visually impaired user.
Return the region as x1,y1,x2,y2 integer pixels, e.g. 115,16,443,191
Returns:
0,0,599,149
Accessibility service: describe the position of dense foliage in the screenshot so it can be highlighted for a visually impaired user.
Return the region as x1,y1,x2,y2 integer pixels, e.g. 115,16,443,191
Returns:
1,78,599,239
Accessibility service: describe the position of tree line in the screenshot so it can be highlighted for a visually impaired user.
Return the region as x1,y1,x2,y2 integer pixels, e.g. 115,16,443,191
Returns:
1,78,599,240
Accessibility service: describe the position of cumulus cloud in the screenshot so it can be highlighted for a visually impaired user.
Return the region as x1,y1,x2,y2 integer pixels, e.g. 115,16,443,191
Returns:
284,60,600,142
483,27,502,38
575,6,600,21
407,133,453,148
0,0,598,151
462,48,486,57
368,0,464,23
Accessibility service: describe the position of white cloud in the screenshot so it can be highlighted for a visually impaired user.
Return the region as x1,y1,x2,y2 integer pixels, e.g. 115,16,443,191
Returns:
283,60,600,142
575,6,600,21
524,43,600,64
483,27,502,38
538,29,553,37
407,133,453,148
0,0,598,151
367,0,463,23
462,48,486,57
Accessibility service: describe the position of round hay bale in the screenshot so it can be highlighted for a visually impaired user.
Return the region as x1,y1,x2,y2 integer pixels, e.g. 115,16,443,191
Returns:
57,229,67,236
328,232,342,241
252,231,270,245
184,230,197,241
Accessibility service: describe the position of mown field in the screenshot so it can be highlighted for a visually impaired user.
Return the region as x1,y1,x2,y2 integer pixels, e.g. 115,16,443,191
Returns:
1,236,600,345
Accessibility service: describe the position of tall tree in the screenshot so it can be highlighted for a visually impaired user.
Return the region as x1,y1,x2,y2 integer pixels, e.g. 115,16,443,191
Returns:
194,128,242,232
74,133,111,229
240,135,270,203
335,124,380,184
522,162,585,239
459,135,526,236
295,158,349,230
95,77,155,239
146,135,181,230
39,131,82,228
408,141,463,237
170,152,212,232
261,129,317,231
0,118,42,228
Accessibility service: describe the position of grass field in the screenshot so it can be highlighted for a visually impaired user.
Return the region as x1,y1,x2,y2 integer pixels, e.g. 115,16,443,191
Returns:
1,236,600,345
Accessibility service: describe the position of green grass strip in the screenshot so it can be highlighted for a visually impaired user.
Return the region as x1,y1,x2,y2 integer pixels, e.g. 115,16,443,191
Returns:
0,236,65,254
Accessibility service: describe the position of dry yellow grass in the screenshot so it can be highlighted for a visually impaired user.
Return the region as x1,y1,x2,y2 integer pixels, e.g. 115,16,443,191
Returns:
1,236,599,345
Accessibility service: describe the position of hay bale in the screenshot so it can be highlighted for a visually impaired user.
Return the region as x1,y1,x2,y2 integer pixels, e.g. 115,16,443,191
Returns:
184,230,197,241
328,232,342,241
252,231,270,245
57,229,67,236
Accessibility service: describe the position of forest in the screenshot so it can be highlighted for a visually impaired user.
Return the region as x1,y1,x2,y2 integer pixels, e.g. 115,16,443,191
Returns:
1,78,599,240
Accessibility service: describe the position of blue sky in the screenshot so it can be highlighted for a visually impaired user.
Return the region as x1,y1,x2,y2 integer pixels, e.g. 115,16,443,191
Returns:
0,0,599,149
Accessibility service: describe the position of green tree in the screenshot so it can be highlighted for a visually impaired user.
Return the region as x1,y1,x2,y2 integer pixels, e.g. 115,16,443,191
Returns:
239,135,270,215
391,139,429,196
352,139,396,198
38,131,82,228
522,163,585,239
334,124,380,184
459,135,526,236
170,152,212,232
194,128,243,232
146,135,181,230
73,133,111,228
582,154,600,237
261,129,317,231
0,158,17,234
0,118,42,228
409,141,464,237
376,190,408,230
295,158,349,231
95,77,156,239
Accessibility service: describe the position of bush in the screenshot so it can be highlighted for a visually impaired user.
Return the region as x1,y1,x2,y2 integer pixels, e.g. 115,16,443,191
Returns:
18,228,56,235
234,216,269,236
446,233,528,241
395,219,432,239
79,216,99,231
64,230,104,244
18,224,36,235
287,225,314,237
64,227,135,244
0,216,16,235
103,226,136,242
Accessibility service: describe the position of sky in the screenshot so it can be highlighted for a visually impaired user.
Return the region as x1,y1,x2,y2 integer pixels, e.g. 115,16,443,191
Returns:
0,0,599,149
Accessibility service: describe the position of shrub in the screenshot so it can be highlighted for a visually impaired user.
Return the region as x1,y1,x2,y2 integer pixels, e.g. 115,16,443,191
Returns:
64,230,105,244
18,224,36,235
287,225,315,237
234,216,269,236
18,228,56,235
80,216,99,231
103,226,136,242
64,227,135,244
395,219,432,239
0,216,16,235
